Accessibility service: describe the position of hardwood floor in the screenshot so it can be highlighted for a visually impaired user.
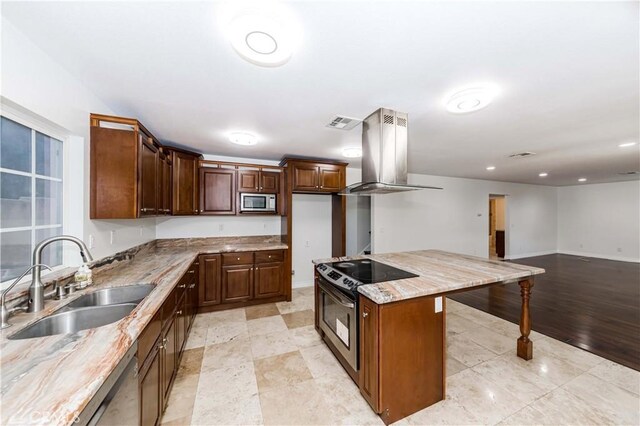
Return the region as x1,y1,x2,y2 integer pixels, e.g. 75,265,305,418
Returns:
449,254,640,371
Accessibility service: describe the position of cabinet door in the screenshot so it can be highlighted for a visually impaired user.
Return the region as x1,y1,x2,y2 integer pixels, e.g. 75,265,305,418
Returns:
319,166,342,192
139,138,158,216
200,168,236,215
162,318,177,403
254,261,284,299
292,164,319,191
199,254,221,306
238,170,260,192
172,152,198,215
162,157,172,214
222,265,253,303
139,345,160,426
260,171,280,194
359,296,380,412
176,295,187,354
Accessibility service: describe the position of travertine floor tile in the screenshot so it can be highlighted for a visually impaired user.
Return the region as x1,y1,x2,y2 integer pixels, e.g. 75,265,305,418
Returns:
254,350,313,392
245,303,280,320
534,337,604,371
183,325,206,350
300,344,350,379
161,373,199,424
247,315,288,337
282,309,314,329
193,361,258,408
446,355,468,377
191,394,262,426
276,296,314,315
250,330,299,359
466,325,516,355
176,347,204,376
205,321,248,346
588,359,640,396
447,332,498,367
288,324,322,348
201,337,253,372
194,308,246,328
406,398,482,425
502,349,586,387
446,312,477,335
562,372,640,425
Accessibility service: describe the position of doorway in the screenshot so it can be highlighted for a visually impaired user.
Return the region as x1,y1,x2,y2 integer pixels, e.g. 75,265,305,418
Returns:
489,195,506,259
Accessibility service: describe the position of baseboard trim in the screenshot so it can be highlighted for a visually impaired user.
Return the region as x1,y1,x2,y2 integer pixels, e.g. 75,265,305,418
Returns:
557,251,640,263
507,250,558,260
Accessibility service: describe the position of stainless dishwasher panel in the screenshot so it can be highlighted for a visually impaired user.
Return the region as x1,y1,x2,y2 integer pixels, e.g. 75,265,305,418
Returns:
78,343,139,426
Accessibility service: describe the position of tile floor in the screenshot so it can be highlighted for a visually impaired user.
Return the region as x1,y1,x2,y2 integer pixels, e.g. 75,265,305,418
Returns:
161,287,640,426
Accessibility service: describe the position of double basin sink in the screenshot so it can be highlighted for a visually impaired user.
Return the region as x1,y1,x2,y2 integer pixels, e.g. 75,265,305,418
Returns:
9,284,155,340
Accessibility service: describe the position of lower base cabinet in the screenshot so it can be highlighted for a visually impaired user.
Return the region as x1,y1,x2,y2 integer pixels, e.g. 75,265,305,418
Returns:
138,260,199,426
199,250,286,311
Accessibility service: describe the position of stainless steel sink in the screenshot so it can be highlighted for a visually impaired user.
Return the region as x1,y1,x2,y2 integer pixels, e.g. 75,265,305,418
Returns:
66,284,155,309
9,304,137,340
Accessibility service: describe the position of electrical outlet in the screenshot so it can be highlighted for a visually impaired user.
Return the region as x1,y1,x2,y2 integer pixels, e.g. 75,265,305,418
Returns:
219,224,224,232
617,247,622,253
88,234,95,249
291,270,295,276
579,243,583,249
305,241,310,248
110,230,115,245
139,226,143,236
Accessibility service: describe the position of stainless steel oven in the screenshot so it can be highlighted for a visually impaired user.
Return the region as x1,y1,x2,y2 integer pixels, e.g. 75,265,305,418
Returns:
240,193,276,212
317,277,358,371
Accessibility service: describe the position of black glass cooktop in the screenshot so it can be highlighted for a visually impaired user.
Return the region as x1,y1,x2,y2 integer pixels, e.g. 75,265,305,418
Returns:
326,259,418,284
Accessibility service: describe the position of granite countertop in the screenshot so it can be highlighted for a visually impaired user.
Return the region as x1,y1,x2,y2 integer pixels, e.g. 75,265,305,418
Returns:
313,250,545,304
0,236,287,426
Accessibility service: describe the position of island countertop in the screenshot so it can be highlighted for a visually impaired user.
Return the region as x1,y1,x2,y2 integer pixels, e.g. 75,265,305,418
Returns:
0,236,287,426
313,249,545,304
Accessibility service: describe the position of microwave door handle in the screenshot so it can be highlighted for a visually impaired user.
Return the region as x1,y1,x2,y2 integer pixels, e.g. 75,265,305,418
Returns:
318,280,355,309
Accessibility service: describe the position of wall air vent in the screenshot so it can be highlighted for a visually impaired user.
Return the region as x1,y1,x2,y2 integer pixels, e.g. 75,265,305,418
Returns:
508,152,536,158
326,115,361,130
618,171,640,175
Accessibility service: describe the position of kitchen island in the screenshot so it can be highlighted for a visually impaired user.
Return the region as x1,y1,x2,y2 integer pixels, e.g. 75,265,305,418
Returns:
313,250,545,425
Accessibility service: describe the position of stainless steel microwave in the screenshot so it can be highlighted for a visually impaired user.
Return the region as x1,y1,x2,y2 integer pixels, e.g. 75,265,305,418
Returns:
240,193,276,212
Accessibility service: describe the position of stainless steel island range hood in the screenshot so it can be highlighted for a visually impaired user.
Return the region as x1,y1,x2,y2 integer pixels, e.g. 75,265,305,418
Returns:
340,108,442,195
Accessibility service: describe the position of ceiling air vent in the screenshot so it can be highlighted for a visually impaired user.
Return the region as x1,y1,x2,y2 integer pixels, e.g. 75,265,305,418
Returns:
618,171,640,175
508,152,536,158
326,115,361,130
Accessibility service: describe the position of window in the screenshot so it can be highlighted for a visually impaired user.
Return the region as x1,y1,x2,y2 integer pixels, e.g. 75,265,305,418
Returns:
1,116,64,282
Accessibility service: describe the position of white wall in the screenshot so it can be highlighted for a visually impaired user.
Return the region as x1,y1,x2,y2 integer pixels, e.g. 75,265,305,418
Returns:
291,194,332,287
558,180,640,262
372,173,558,259
1,18,156,262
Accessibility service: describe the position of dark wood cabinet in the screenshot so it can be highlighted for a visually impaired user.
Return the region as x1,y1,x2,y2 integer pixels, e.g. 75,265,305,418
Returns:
176,294,187,354
161,317,177,405
200,168,236,215
358,295,444,424
199,254,221,306
238,170,260,192
254,250,284,299
157,150,172,215
222,264,254,303
283,158,347,194
359,295,380,412
170,149,200,215
261,171,280,193
139,344,161,426
139,137,158,216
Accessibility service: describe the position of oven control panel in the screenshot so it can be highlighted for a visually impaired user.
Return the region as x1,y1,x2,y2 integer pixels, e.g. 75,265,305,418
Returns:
315,263,361,292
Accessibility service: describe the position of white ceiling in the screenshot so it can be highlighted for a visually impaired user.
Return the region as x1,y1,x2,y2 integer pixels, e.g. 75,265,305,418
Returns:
3,1,639,186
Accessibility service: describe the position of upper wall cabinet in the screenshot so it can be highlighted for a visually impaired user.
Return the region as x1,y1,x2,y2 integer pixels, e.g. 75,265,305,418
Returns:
90,114,163,219
280,158,347,194
238,170,280,194
200,167,236,215
166,147,201,215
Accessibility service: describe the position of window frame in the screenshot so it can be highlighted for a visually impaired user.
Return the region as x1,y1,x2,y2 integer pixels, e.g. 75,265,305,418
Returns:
1,106,71,287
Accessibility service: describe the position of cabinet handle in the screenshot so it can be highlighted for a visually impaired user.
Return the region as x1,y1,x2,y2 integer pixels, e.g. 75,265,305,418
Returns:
320,186,323,189
187,270,195,274
237,257,240,261
177,310,183,315
363,312,368,318
268,255,272,259
179,284,186,288
189,283,196,289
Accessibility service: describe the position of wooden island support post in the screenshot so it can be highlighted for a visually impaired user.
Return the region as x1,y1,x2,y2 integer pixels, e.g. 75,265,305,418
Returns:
517,278,534,360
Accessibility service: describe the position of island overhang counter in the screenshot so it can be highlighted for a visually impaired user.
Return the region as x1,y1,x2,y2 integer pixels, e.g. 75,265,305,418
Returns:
312,249,545,425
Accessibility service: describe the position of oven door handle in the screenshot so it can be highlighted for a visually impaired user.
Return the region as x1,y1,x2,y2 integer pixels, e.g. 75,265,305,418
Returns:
318,279,355,309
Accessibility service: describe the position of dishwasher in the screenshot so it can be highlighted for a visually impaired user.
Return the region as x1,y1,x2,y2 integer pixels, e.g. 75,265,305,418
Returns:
78,343,139,426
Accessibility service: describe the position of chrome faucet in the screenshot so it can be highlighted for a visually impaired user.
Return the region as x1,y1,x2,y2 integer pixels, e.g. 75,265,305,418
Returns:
28,235,93,313
1,264,52,329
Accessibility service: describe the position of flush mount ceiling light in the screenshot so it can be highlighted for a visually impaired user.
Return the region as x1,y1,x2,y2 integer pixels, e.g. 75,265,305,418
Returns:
486,166,496,171
228,132,258,146
578,177,587,182
619,142,637,148
539,172,548,177
342,147,362,158
223,3,302,68
444,85,500,114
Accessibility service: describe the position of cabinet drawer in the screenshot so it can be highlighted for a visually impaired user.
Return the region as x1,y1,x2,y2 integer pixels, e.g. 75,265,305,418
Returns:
138,310,161,364
255,250,284,263
222,252,254,265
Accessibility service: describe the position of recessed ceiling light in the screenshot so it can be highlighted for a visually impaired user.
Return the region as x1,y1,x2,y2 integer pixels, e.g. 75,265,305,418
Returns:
342,147,362,158
578,177,587,182
444,85,500,114
224,5,302,68
486,166,496,171
228,132,258,146
619,142,637,148
539,172,548,177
